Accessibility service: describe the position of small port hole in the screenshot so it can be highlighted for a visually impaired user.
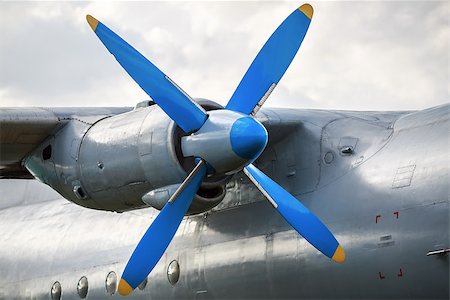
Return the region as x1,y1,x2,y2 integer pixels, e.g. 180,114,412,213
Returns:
42,145,52,160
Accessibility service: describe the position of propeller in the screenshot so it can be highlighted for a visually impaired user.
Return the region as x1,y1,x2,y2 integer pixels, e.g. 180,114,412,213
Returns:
118,159,207,295
86,15,207,133
87,3,345,296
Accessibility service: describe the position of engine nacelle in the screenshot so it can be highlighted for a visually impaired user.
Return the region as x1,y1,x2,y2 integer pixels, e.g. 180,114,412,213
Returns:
25,100,228,213
78,105,186,210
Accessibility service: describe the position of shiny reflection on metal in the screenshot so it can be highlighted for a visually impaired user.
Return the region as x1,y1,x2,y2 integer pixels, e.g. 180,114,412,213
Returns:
134,100,156,109
142,184,180,210
137,277,147,290
50,281,61,300
77,276,88,299
167,260,180,285
97,161,104,169
426,248,450,256
105,271,117,295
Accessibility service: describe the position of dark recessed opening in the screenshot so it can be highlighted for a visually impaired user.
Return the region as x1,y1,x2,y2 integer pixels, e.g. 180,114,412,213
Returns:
77,187,85,198
138,277,147,290
42,145,52,160
340,146,353,154
197,186,222,198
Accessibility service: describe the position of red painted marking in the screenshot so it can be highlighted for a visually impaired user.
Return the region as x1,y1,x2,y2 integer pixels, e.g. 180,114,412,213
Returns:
398,268,403,277
376,215,381,223
379,272,385,279
394,211,399,219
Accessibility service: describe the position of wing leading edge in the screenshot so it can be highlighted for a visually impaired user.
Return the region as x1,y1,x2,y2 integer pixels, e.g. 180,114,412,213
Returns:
0,107,132,179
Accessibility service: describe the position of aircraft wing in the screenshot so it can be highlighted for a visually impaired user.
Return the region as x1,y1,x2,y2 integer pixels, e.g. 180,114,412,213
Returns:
0,107,132,179
0,106,295,179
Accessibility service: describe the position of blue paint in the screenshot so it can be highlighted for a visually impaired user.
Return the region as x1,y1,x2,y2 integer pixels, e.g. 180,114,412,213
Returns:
226,8,311,115
230,117,268,160
245,164,340,258
120,163,206,289
93,21,207,133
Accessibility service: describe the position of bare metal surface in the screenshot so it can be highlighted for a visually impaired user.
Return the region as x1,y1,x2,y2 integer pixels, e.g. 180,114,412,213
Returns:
0,105,448,299
0,107,132,179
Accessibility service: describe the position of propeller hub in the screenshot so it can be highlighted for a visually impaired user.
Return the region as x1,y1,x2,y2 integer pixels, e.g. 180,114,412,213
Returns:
230,117,268,161
181,110,267,175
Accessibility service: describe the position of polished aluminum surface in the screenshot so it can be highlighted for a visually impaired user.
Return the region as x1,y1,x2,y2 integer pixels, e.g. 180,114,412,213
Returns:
0,105,448,299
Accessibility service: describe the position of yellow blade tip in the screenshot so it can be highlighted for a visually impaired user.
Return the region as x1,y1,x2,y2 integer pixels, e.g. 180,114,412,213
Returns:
332,245,346,263
118,278,133,296
86,14,99,31
299,4,314,20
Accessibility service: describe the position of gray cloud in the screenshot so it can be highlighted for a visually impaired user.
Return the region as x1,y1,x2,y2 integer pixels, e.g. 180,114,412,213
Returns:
0,1,448,110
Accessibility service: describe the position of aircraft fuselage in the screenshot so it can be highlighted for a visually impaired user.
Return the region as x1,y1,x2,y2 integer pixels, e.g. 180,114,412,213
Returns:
0,105,448,299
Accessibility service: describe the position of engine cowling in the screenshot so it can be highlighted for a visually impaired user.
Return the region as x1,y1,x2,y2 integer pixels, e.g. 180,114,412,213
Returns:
25,100,228,213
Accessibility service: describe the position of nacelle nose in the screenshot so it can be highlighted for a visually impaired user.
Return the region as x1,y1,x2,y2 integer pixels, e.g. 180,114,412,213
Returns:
181,110,268,175
230,117,268,161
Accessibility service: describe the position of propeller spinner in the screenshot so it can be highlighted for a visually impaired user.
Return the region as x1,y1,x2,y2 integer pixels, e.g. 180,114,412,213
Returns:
86,3,345,296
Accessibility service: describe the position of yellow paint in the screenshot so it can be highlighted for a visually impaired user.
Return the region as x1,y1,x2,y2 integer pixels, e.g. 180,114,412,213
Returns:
86,15,99,31
118,278,133,296
332,245,346,263
299,4,314,20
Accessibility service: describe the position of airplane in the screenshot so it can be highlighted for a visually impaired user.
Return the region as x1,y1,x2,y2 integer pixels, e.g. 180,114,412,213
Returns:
0,3,448,300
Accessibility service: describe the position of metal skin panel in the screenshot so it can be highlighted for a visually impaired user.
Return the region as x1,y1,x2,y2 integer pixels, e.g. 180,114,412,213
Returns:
318,116,394,189
22,105,188,212
25,116,105,210
0,107,133,179
0,108,59,179
0,106,448,299
78,105,186,211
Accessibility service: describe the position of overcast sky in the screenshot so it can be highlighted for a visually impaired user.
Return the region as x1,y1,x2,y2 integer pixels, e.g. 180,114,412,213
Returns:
0,1,448,111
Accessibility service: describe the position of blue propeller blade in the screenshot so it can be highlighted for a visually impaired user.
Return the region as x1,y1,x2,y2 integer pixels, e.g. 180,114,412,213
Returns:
226,4,313,115
244,164,345,263
118,160,207,296
86,15,207,133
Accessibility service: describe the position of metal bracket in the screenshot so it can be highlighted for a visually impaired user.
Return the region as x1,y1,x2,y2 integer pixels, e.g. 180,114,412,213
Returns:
251,83,276,116
168,159,205,203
